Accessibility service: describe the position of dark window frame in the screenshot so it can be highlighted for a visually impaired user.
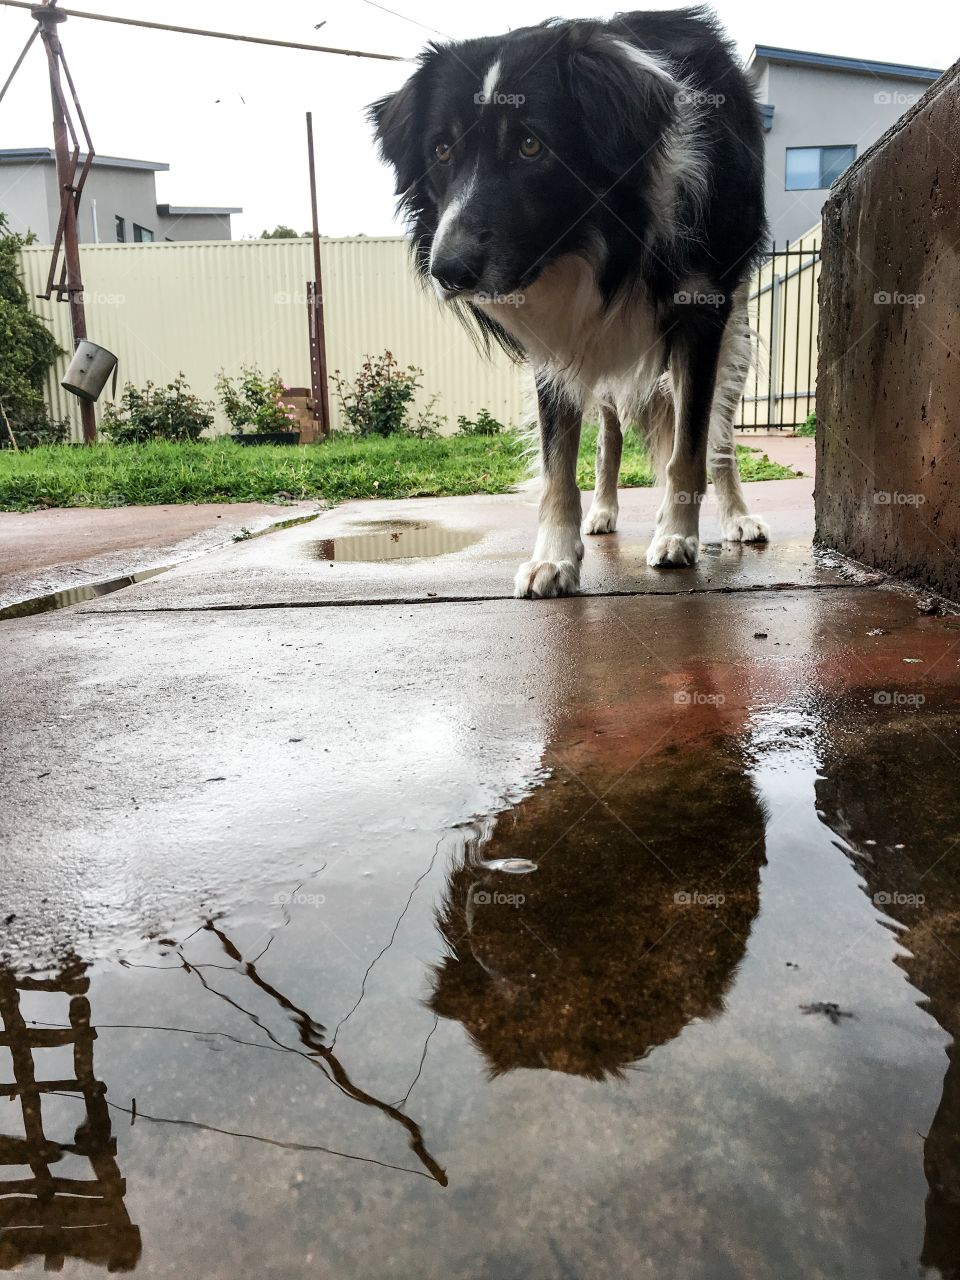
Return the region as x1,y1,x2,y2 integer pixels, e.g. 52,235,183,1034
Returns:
115,215,126,243
132,223,155,243
785,144,857,191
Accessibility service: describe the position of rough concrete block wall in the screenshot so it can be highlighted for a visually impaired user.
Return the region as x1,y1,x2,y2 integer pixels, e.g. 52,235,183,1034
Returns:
816,57,960,601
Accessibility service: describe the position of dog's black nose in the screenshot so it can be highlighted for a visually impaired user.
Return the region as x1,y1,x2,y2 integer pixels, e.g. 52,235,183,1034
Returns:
431,250,483,295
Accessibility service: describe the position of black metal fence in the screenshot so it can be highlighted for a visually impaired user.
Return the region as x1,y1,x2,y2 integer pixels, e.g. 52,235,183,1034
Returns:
738,239,820,431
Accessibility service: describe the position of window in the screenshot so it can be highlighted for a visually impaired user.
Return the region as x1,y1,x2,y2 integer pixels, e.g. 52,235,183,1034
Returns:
115,215,126,243
785,145,856,191
132,224,155,243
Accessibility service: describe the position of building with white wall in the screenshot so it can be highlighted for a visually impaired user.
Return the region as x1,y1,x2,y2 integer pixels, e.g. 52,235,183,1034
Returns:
0,148,240,243
747,47,943,244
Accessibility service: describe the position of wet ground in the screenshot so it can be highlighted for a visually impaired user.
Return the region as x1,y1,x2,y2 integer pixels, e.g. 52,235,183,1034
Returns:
2,478,960,1278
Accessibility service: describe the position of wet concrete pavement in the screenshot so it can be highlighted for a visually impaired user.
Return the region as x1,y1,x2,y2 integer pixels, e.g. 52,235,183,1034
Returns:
2,479,960,1278
0,501,321,612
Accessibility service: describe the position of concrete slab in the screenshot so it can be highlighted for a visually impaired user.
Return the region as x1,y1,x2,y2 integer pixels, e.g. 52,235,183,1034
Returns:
78,478,881,614
0,501,321,610
3,478,960,1278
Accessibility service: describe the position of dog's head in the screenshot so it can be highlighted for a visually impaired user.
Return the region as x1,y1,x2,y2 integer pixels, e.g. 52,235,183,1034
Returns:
369,21,679,305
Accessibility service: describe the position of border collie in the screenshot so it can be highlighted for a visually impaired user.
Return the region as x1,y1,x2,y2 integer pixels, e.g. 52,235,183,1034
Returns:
370,6,769,598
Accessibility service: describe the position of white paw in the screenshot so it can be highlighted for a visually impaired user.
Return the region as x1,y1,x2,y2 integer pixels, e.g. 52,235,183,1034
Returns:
514,559,581,599
646,533,700,568
583,504,618,535
721,513,770,544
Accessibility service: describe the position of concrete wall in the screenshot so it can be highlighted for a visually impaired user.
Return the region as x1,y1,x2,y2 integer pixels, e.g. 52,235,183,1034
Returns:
0,161,59,240
759,65,934,244
815,58,960,601
156,211,233,241
77,166,164,243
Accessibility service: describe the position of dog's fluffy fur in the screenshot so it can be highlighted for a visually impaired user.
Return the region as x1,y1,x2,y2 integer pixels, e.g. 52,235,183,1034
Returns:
370,6,770,597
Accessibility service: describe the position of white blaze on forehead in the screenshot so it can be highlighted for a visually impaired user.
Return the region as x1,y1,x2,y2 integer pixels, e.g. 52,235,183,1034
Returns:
480,57,502,104
429,170,478,297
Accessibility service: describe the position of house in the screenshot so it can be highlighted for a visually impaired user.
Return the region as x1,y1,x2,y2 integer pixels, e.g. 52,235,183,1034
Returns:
0,148,241,243
747,47,943,244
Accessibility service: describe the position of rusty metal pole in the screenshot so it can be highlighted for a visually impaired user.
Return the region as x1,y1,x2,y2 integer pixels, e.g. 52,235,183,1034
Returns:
36,4,96,444
306,111,331,437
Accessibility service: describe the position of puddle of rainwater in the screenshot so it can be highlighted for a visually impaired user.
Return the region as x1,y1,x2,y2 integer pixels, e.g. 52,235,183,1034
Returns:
312,524,480,563
5,694,960,1278
0,565,172,621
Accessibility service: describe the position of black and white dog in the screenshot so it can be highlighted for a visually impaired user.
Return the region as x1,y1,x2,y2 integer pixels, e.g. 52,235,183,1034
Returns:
370,6,769,598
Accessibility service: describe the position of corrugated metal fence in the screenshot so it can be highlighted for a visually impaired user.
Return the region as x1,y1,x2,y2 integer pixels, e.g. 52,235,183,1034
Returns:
18,228,820,441
17,236,529,440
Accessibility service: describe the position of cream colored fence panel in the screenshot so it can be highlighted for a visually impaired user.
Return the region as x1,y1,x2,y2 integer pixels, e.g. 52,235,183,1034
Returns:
18,226,821,442
739,226,821,429
17,236,528,441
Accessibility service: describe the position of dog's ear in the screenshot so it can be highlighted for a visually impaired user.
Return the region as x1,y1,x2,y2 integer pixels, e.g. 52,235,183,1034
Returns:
565,26,678,173
368,70,424,199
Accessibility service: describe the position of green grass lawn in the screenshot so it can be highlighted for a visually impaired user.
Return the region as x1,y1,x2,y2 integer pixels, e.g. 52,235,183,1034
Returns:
0,427,795,512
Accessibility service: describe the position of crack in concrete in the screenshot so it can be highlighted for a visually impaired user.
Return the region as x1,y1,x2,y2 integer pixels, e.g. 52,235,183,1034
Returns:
80,578,890,616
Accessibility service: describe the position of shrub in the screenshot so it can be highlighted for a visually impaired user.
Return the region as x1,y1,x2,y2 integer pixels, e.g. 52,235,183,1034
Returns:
796,412,816,438
101,375,214,443
216,366,299,434
332,351,440,438
0,212,66,449
456,408,504,437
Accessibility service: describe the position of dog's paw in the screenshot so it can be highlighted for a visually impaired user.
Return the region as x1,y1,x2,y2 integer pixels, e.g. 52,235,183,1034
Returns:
646,533,700,568
514,559,581,599
583,504,618,535
721,513,770,544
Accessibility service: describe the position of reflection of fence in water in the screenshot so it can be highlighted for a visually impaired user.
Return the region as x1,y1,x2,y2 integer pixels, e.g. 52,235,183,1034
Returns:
0,969,141,1272
739,239,821,431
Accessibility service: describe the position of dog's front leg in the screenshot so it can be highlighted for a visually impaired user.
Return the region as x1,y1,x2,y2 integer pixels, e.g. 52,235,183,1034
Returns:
646,318,724,568
514,379,584,598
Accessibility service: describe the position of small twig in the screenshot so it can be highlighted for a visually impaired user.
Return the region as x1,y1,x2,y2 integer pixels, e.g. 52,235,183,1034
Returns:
0,399,19,452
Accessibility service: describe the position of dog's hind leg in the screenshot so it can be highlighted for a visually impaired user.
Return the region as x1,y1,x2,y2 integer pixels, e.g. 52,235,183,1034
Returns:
583,401,622,535
646,313,725,569
515,376,584,598
709,287,770,544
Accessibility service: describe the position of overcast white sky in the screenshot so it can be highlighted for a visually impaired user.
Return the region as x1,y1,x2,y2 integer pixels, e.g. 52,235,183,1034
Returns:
0,0,955,238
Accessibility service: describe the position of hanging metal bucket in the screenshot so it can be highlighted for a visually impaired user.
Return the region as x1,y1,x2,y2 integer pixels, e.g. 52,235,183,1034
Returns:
61,340,118,403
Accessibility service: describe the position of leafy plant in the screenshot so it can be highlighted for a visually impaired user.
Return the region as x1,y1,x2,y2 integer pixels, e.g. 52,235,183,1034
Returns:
216,366,300,435
0,212,66,450
100,374,214,443
456,408,504,437
796,412,816,437
332,351,438,438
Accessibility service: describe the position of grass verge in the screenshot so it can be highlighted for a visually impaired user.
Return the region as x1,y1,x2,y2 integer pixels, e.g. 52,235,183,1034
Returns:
0,427,795,512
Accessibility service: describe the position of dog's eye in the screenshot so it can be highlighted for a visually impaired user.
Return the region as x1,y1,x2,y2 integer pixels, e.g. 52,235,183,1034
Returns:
435,141,453,164
519,136,542,160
